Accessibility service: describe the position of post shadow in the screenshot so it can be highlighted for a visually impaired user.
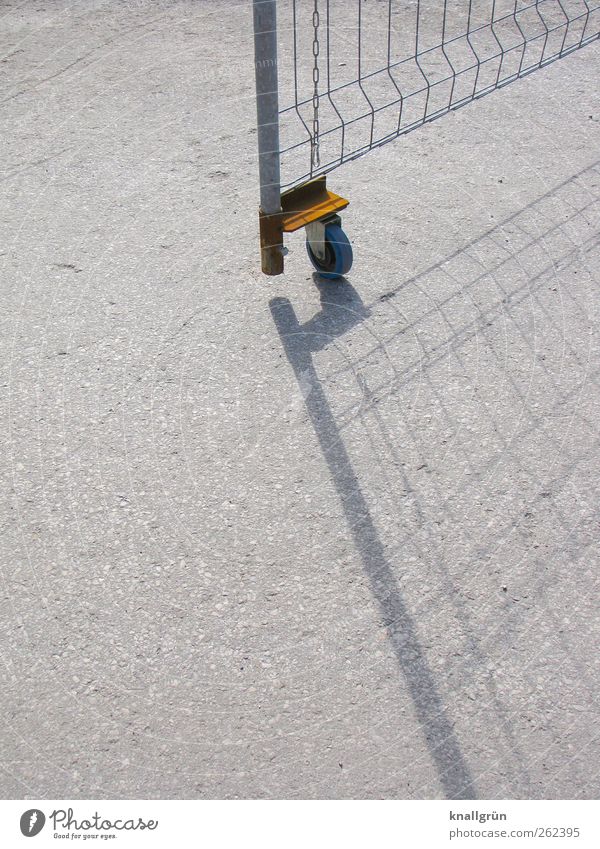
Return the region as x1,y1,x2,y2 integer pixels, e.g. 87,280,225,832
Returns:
270,278,476,799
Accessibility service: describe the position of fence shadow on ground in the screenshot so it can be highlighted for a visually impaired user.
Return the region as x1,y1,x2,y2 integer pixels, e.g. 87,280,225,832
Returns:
269,159,600,799
270,284,477,799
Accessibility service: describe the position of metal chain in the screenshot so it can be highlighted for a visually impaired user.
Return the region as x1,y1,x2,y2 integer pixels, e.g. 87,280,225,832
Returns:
311,0,321,169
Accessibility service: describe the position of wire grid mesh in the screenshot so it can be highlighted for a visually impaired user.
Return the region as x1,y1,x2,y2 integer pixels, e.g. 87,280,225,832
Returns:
276,0,600,188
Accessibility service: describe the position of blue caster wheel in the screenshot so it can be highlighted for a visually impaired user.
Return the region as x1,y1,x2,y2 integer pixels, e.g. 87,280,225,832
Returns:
306,222,353,279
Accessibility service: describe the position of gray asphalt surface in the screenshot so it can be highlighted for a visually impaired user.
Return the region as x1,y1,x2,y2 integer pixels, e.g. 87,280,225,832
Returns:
1,0,600,799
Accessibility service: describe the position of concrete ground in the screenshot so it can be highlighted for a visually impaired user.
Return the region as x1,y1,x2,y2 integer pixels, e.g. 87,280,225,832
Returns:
1,1,599,799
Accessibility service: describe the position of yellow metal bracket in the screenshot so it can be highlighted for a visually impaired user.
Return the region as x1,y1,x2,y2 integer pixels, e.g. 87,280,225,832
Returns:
258,176,349,275
281,176,349,232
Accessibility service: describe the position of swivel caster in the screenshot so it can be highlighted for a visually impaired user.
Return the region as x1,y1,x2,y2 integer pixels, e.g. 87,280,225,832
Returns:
258,177,352,276
305,214,353,279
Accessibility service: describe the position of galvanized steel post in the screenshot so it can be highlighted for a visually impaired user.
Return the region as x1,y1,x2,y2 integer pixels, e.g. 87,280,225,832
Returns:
253,0,284,274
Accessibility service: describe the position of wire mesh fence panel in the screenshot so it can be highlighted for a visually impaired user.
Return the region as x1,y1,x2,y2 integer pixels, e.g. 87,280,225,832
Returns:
276,0,600,189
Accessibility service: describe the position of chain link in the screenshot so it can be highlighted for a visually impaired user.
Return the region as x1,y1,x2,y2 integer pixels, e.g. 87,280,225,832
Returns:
311,0,320,169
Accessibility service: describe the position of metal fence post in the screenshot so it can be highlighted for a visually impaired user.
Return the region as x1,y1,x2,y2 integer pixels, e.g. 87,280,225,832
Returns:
253,0,284,275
